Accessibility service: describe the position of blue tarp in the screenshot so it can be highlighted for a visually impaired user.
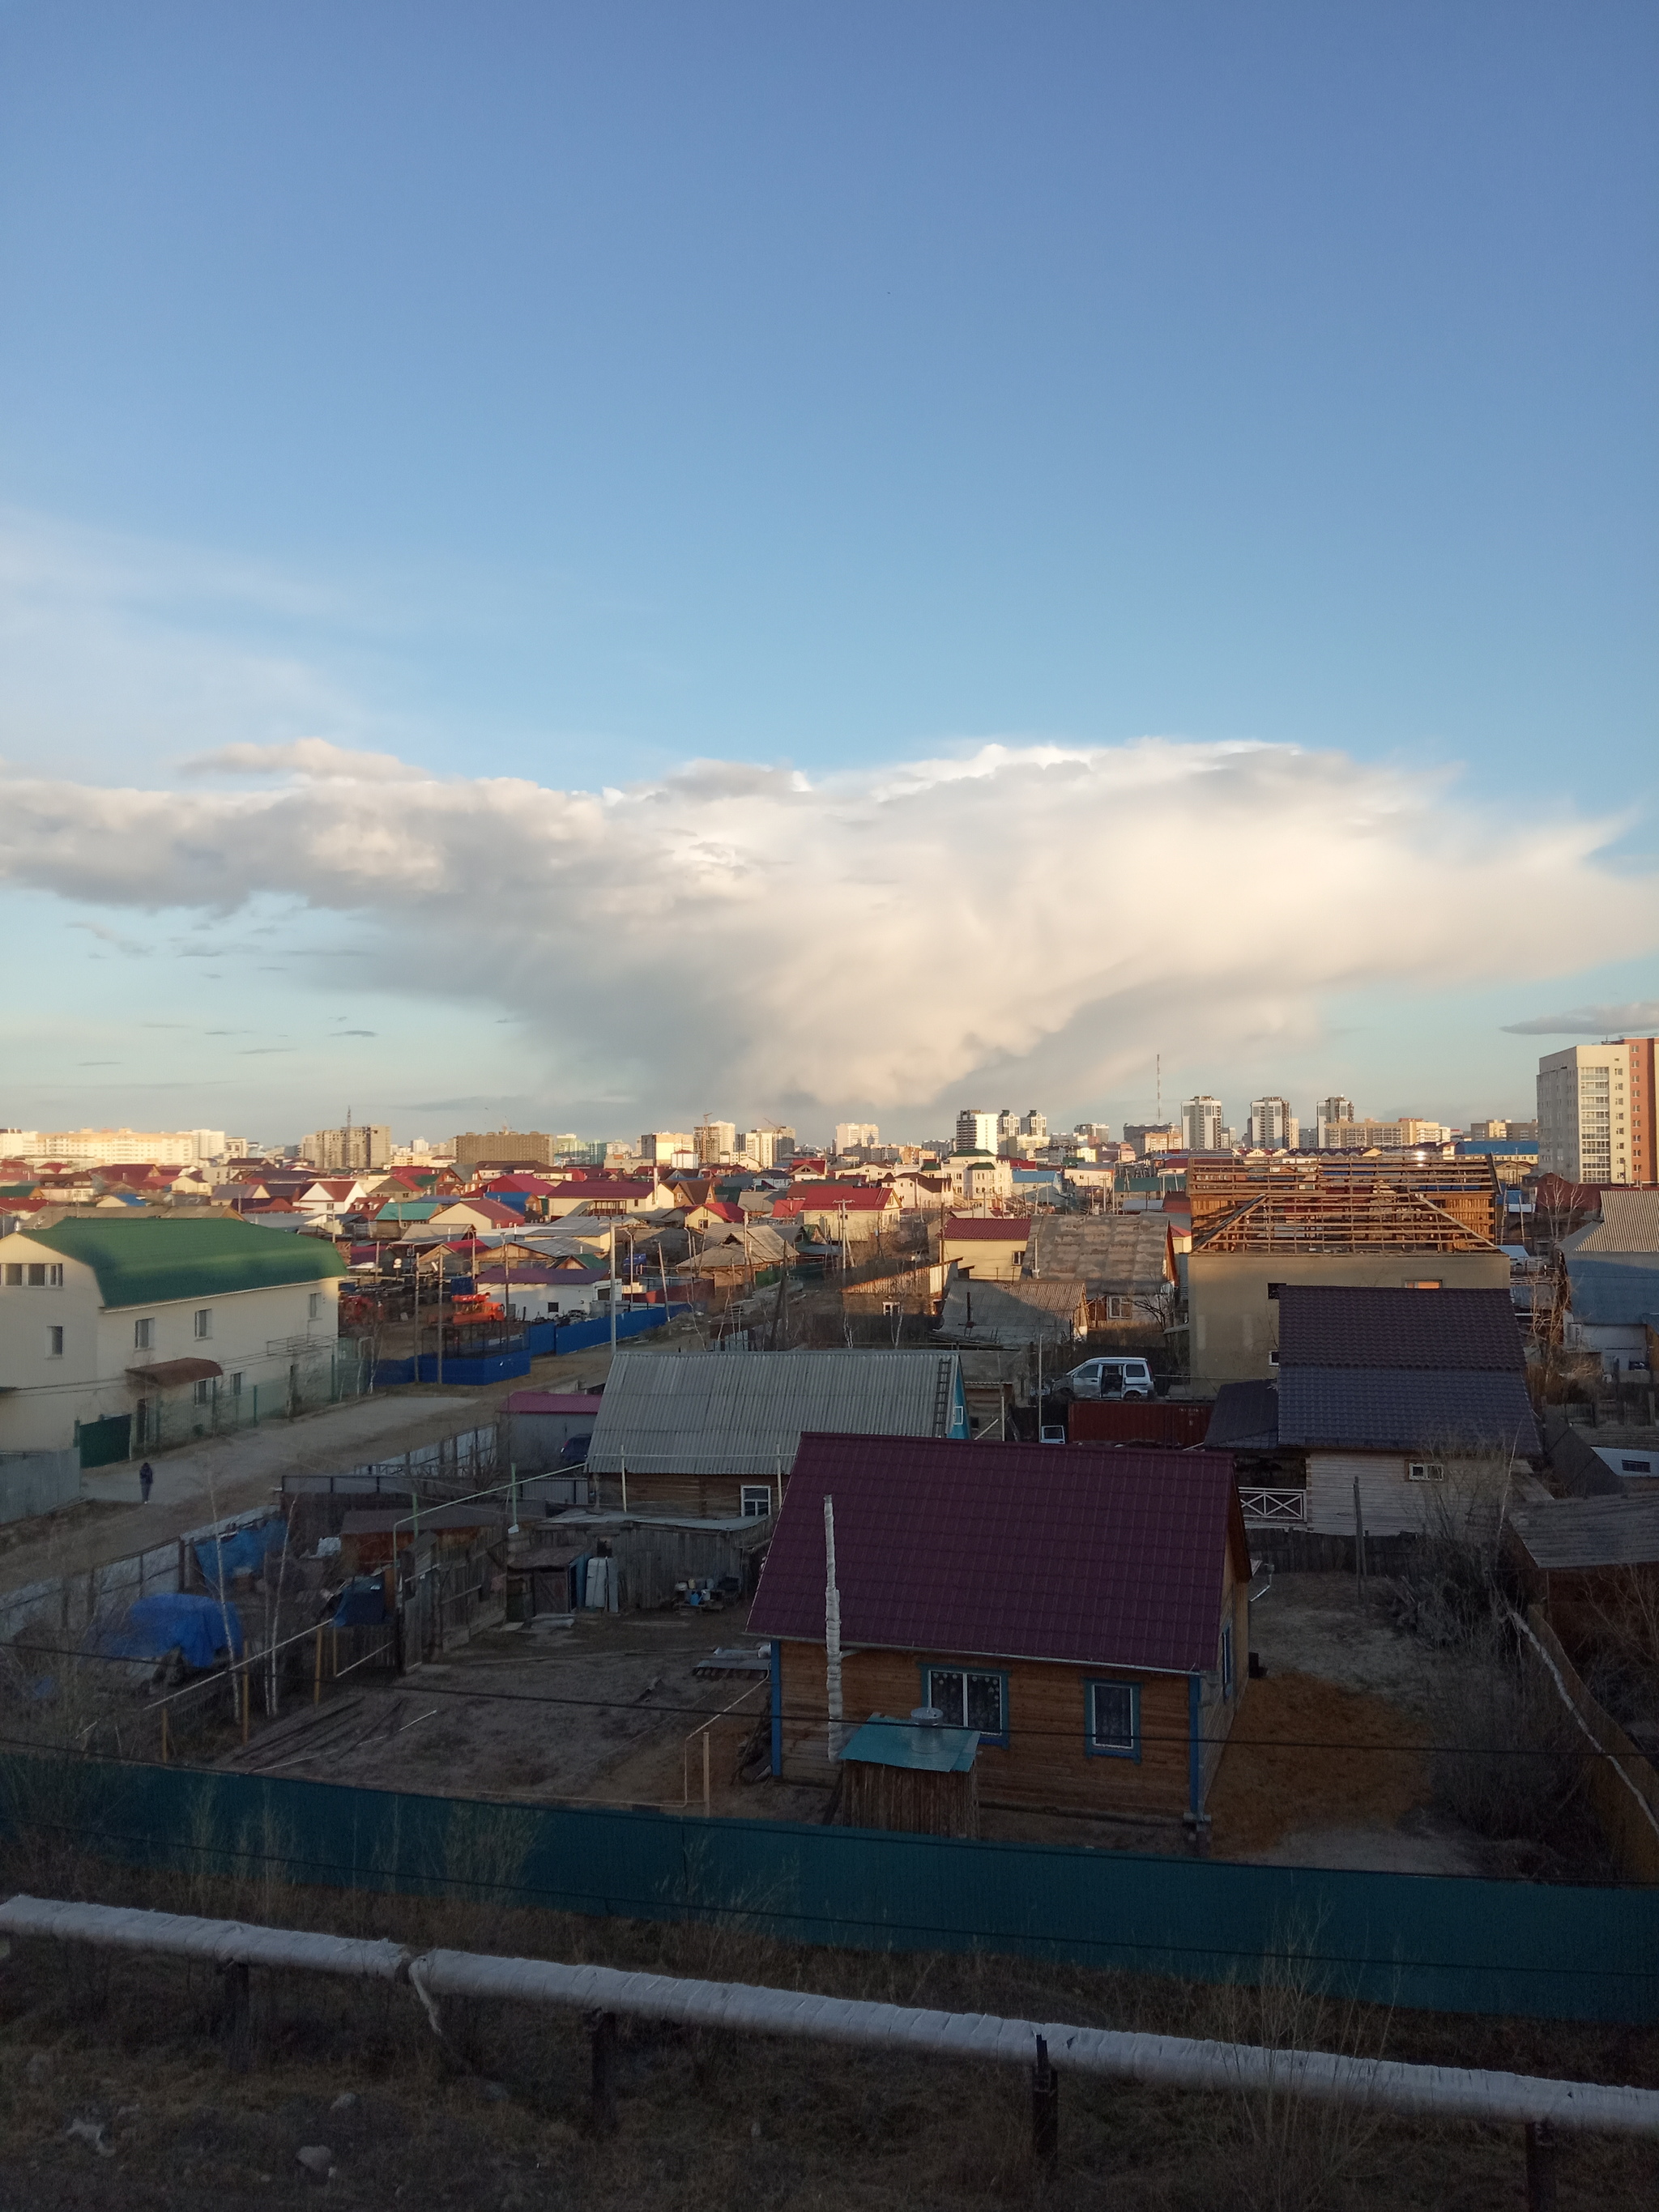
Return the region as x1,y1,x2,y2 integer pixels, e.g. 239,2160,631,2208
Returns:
100,1593,244,1670
194,1519,286,1588
331,1575,388,1628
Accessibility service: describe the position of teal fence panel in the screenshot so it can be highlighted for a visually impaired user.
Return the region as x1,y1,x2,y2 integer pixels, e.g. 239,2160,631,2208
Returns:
5,1754,1657,2024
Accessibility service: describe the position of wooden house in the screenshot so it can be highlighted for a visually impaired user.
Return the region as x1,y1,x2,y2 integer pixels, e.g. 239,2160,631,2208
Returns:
749,1435,1252,1831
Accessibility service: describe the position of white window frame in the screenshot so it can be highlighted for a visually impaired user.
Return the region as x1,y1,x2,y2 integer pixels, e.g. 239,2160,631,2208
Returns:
740,1485,773,1519
923,1665,1008,1745
133,1317,154,1352
193,1307,212,1340
1406,1460,1445,1482
1085,1678,1141,1759
45,1325,63,1358
308,1290,323,1320
193,1379,211,1406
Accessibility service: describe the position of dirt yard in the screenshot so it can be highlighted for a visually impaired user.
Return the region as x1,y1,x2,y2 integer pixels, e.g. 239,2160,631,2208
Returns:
221,1609,828,1823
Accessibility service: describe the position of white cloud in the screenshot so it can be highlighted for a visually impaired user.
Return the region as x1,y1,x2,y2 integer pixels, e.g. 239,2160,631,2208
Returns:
2,739,1655,1111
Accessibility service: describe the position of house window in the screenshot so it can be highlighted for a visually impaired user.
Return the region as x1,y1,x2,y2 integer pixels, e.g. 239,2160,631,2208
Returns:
1401,1280,1442,1290
193,1379,211,1406
1220,1622,1235,1698
1406,1461,1445,1482
308,1291,323,1320
1085,1680,1141,1759
193,1308,212,1340
133,1318,154,1352
1621,1459,1654,1474
2,1264,19,1285
47,1264,62,1287
740,1485,773,1519
230,1373,243,1398
45,1326,63,1358
923,1666,1008,1744
25,1264,45,1287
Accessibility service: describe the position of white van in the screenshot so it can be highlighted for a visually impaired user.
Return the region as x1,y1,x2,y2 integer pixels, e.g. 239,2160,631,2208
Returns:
1060,1356,1155,1401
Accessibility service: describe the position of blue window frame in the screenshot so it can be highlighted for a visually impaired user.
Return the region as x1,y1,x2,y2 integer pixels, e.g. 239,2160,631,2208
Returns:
921,1664,1009,1745
1085,1679,1141,1760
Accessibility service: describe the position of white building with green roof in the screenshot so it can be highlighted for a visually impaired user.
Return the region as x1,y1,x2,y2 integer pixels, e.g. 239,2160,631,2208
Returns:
0,1216,345,1464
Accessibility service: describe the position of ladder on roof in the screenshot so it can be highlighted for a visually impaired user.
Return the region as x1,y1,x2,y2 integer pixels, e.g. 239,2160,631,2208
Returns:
932,1356,954,1436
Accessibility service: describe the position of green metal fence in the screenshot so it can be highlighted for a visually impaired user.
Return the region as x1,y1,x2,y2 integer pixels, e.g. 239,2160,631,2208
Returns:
3,1751,1656,2024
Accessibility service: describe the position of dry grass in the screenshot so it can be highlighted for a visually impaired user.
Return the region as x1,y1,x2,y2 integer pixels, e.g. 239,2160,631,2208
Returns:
0,1839,1657,2210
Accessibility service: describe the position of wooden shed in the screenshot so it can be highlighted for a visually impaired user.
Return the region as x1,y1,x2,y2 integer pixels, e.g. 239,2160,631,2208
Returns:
834,1714,979,1839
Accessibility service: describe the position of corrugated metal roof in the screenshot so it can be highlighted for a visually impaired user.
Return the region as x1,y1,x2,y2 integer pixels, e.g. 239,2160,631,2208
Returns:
1562,1252,1659,1326
937,1277,1086,1348
1563,1191,1659,1255
15,1217,343,1309
1277,1285,1525,1371
941,1216,1034,1242
1026,1215,1173,1295
748,1435,1247,1674
585,1349,963,1476
1277,1368,1541,1455
1510,1496,1659,1570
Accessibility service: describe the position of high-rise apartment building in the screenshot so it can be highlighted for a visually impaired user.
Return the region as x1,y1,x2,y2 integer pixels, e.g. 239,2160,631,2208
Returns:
1124,1123,1182,1158
736,1129,780,1169
1019,1108,1047,1144
1073,1122,1111,1145
1247,1097,1299,1151
834,1123,880,1153
996,1109,1020,1147
303,1123,390,1172
1181,1095,1225,1152
694,1120,737,1166
956,1108,998,1155
1537,1039,1657,1186
1315,1096,1354,1148
1320,1117,1446,1151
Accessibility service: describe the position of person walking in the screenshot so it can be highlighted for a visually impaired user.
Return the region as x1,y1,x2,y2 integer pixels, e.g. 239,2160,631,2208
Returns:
139,1460,154,1504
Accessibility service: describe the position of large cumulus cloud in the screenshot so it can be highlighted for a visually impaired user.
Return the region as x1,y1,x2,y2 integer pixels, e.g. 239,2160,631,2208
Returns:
2,738,1654,1110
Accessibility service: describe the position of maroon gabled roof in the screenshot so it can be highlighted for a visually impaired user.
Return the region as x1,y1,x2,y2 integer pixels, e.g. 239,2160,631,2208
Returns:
504,1391,604,1414
751,1435,1247,1676
942,1214,1034,1240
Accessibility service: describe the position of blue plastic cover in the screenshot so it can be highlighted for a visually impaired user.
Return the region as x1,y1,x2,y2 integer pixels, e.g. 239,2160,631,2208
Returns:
100,1593,244,1669
331,1576,388,1628
194,1518,286,1588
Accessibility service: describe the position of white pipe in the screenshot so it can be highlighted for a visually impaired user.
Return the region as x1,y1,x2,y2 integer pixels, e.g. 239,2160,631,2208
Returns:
4,1895,1658,2136
0,1897,407,1981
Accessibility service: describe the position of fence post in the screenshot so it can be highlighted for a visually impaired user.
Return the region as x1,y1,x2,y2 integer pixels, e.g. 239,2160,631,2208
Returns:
1524,2120,1557,2210
1031,2035,1059,2166
587,2010,618,2134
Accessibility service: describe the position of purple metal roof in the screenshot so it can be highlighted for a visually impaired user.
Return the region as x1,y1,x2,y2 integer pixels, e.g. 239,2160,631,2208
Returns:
750,1434,1245,1675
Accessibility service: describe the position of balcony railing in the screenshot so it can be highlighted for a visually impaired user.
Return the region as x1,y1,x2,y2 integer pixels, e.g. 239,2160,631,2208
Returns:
1239,1488,1307,1524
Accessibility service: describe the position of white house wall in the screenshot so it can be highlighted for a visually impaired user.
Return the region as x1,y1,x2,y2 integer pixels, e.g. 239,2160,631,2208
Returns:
1306,1451,1513,1540
0,1231,339,1452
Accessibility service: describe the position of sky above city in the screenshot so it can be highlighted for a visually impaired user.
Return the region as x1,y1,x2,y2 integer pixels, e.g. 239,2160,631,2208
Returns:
2,1,1656,1145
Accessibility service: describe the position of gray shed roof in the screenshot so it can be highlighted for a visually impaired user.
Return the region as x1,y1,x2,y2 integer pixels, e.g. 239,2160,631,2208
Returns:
937,1276,1088,1349
1561,1251,1659,1328
585,1348,964,1477
1509,1495,1659,1571
1024,1214,1173,1297
1563,1192,1659,1255
1276,1367,1542,1455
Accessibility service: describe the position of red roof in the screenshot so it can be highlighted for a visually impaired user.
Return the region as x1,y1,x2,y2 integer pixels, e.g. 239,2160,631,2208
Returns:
750,1435,1247,1676
477,1174,566,1196
942,1214,1034,1240
505,1391,604,1414
561,1178,655,1200
774,1187,894,1216
440,1197,522,1225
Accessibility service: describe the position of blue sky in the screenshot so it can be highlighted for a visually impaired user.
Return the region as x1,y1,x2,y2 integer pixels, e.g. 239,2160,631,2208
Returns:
1,2,1655,1144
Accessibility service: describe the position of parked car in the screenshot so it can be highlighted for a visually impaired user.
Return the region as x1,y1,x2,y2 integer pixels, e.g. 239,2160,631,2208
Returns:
1059,1355,1155,1401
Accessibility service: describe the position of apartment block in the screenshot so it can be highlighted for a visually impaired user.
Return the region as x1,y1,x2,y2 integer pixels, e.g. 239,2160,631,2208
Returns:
1247,1097,1299,1151
302,1122,390,1172
1181,1095,1225,1152
956,1108,998,1155
1537,1038,1657,1186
